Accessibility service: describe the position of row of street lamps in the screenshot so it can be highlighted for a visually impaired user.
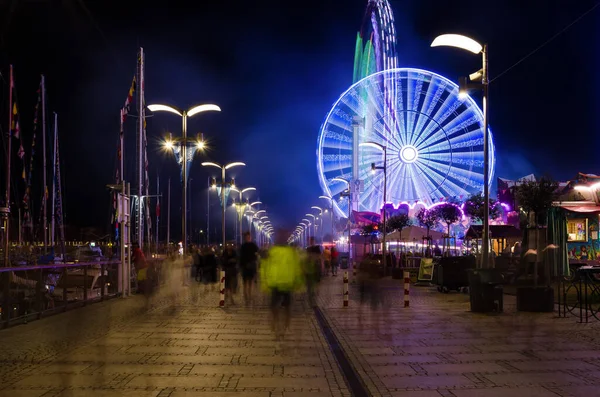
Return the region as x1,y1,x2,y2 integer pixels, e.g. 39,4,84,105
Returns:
147,104,273,256
288,195,335,247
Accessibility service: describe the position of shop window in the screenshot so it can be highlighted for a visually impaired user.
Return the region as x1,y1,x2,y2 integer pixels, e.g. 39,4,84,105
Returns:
567,218,588,242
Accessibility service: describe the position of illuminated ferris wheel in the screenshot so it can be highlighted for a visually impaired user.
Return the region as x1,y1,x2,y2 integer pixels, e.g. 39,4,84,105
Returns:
317,68,495,218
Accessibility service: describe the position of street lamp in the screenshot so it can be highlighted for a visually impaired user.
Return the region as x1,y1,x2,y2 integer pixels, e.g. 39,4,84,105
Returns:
431,33,490,268
201,161,245,247
301,219,312,240
305,214,317,242
245,201,262,240
332,177,353,260
319,196,335,245
148,103,221,256
311,206,324,243
231,186,256,245
359,141,388,268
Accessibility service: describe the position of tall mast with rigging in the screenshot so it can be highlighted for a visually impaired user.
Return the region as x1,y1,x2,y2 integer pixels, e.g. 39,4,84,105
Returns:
41,75,48,252
3,65,14,267
137,47,145,248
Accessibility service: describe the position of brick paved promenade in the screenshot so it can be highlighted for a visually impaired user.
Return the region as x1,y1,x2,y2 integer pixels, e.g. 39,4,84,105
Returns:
2,269,600,397
318,272,600,397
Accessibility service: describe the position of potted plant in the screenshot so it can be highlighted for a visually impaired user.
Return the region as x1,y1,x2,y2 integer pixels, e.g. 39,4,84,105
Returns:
514,176,558,312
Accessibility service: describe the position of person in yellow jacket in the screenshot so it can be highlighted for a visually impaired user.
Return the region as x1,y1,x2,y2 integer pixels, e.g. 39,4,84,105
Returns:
260,243,305,339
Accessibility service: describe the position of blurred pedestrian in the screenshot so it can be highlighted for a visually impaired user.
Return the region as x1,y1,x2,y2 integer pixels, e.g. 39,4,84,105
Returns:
323,246,331,276
202,246,218,291
260,240,304,340
132,243,148,294
222,245,239,304
192,245,203,282
305,237,322,307
331,245,339,276
239,232,259,306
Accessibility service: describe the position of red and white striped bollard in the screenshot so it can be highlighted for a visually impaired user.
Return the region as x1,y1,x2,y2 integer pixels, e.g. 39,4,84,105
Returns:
219,270,225,307
404,271,410,308
343,271,349,307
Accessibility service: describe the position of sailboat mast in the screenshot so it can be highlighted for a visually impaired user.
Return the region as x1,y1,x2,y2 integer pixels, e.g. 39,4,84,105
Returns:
41,75,48,252
3,65,14,267
51,112,57,248
137,47,145,248
120,109,124,182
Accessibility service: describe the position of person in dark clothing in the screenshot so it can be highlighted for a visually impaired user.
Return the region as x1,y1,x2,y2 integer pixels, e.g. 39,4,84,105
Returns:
330,245,339,276
201,246,218,290
132,243,148,294
222,245,239,304
239,232,259,306
192,245,203,282
305,237,322,307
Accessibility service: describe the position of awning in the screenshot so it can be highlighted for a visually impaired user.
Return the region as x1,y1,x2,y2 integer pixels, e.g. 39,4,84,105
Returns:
560,205,600,213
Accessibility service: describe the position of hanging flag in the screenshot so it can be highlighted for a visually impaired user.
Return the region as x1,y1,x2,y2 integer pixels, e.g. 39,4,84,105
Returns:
11,102,20,139
121,75,136,123
156,201,160,218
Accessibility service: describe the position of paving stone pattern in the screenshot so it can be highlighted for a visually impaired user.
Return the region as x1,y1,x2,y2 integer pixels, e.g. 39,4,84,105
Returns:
3,269,600,397
317,273,600,396
0,281,350,397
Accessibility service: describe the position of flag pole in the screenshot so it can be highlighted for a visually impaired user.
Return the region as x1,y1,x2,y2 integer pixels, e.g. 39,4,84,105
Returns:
3,65,14,267
51,112,57,249
137,47,145,248
120,108,124,184
41,75,48,253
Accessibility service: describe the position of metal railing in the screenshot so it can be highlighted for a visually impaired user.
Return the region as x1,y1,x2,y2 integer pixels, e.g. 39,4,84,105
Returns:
0,261,122,328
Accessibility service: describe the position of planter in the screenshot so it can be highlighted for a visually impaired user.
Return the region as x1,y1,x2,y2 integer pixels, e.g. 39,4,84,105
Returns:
468,269,504,313
516,286,554,312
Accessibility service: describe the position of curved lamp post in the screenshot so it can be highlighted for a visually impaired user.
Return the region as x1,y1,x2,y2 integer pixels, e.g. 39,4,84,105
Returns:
148,103,220,255
359,141,388,267
311,206,324,243
305,214,317,242
231,186,256,245
301,219,312,241
201,161,245,247
431,33,489,268
332,177,353,260
319,195,335,245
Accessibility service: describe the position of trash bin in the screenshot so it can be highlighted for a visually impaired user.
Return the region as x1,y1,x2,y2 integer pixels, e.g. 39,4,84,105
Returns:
468,269,504,313
340,257,349,269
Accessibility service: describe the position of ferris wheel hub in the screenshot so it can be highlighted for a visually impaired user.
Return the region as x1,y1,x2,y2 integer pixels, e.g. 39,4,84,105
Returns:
399,145,418,164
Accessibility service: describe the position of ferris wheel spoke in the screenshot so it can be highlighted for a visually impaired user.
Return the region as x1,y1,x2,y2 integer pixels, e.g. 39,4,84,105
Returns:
419,160,472,197
414,94,463,148
318,68,491,215
413,162,442,200
427,159,483,192
406,74,424,143
409,84,437,147
410,164,435,203
386,160,405,199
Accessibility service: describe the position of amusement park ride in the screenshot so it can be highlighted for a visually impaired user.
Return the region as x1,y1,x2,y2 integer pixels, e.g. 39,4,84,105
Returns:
315,0,494,265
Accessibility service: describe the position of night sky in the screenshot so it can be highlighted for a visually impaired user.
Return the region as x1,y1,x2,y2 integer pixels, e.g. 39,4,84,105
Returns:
1,0,598,241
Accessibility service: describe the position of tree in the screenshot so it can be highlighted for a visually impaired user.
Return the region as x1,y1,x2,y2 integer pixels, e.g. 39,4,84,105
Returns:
515,176,558,226
463,194,502,223
432,203,462,236
416,208,438,239
361,224,376,236
380,214,411,234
